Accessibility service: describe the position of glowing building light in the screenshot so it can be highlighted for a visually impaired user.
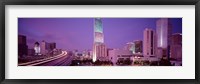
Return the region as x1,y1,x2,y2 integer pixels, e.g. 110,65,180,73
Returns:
156,18,172,48
34,42,41,55
94,18,104,43
93,18,107,62
156,18,172,59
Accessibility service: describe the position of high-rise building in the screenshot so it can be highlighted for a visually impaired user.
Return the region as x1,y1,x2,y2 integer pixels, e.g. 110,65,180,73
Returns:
170,33,182,60
93,18,107,62
143,28,156,57
28,48,35,56
34,42,40,55
18,35,27,44
41,40,52,55
134,40,143,54
124,42,135,54
171,33,182,45
156,18,172,59
94,43,107,61
41,40,47,55
94,18,104,43
49,42,56,50
18,35,28,57
41,41,56,55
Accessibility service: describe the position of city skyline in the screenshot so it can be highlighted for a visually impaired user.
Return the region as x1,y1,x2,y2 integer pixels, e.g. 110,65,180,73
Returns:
18,18,182,51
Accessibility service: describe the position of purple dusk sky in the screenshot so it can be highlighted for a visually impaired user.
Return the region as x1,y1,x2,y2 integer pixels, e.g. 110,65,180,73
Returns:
18,18,182,51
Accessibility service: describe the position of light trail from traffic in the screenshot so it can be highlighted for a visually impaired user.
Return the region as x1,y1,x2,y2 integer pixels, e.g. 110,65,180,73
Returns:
18,51,68,66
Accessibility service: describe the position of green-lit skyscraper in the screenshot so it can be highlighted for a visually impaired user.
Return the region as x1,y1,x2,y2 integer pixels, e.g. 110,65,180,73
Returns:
93,18,107,62
94,18,104,43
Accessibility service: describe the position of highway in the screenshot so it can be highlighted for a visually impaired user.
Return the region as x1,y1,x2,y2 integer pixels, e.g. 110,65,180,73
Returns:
38,52,73,66
18,51,73,66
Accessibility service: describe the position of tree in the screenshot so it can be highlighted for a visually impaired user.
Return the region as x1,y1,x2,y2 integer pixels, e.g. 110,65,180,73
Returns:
159,58,171,66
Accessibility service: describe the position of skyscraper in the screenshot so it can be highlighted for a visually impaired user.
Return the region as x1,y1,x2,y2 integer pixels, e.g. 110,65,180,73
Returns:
95,44,107,60
94,18,104,43
170,33,182,60
41,41,56,56
134,40,143,54
41,40,47,55
143,28,156,57
49,42,56,50
124,42,135,54
171,33,182,45
93,18,107,62
156,18,172,59
28,48,35,56
34,42,40,55
18,35,28,57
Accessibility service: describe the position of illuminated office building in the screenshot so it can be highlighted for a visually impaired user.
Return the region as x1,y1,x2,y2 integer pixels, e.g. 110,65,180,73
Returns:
156,18,172,59
134,40,143,54
124,42,135,54
34,42,41,55
93,18,107,62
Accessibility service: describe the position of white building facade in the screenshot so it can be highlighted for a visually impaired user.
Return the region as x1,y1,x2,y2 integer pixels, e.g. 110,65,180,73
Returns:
143,28,157,57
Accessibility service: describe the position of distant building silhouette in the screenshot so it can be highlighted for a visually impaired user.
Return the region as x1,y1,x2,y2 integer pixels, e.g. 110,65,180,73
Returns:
41,40,47,55
28,48,35,56
49,42,56,50
18,35,28,57
170,33,182,60
41,40,56,55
